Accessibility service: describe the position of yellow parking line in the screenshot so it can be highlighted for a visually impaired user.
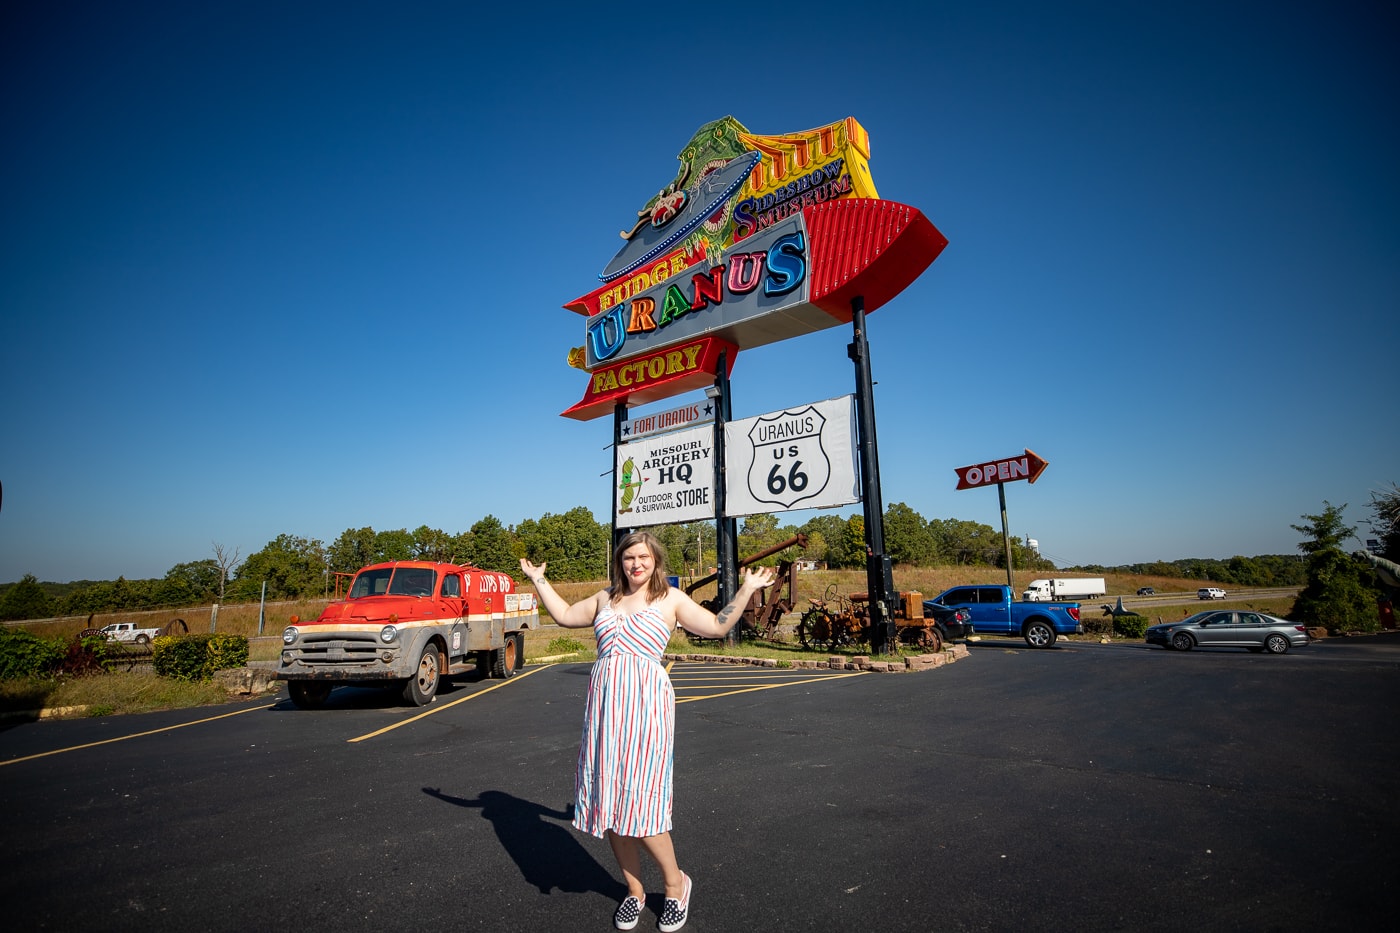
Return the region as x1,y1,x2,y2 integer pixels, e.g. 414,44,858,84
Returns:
675,669,866,703
671,673,846,681
347,665,546,743
0,702,275,768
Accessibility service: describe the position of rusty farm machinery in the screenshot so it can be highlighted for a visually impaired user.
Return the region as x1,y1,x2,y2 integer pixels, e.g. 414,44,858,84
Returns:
796,587,950,652
686,534,953,651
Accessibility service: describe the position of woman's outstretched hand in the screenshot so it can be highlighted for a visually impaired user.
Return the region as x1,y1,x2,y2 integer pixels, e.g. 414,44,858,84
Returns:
520,558,546,585
740,565,778,591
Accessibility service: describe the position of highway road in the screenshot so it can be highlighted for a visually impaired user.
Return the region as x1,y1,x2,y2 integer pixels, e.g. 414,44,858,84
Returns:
1101,585,1301,613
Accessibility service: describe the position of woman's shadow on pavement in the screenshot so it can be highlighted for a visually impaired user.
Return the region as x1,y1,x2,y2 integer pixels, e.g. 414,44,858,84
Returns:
423,787,622,898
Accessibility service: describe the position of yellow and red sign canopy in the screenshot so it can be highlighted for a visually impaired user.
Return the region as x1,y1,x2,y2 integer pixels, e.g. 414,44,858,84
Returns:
561,116,946,420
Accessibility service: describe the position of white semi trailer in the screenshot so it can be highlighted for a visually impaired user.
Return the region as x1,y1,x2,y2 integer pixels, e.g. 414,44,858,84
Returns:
1022,577,1106,602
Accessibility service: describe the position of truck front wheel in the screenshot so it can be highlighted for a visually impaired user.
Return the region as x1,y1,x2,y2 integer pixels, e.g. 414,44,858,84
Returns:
288,681,333,709
492,633,521,679
1024,620,1057,648
403,644,441,706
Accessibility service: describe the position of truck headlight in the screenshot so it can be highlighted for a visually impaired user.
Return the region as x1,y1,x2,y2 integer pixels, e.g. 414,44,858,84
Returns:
282,627,299,645
380,625,399,644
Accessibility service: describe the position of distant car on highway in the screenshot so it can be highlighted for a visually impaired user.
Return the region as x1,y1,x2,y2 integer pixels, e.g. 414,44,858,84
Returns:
1197,587,1227,599
1137,587,1155,596
1145,610,1308,654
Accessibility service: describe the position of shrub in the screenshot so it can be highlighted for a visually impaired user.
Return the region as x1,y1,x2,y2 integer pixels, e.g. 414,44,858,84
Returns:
205,634,249,672
152,635,205,681
151,634,250,681
0,629,66,679
1079,615,1113,636
59,635,109,677
1113,614,1149,639
546,636,585,655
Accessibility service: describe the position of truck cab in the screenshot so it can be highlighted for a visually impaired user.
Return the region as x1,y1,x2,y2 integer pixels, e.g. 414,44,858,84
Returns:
932,584,1082,648
936,586,1015,631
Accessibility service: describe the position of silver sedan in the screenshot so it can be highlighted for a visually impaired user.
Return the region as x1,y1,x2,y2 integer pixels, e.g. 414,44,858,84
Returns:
1145,610,1309,654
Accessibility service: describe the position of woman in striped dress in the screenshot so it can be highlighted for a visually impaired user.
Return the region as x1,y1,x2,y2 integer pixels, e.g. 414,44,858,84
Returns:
522,531,775,932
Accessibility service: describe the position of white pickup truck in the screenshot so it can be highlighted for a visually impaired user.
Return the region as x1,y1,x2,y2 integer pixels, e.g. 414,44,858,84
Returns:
100,622,163,645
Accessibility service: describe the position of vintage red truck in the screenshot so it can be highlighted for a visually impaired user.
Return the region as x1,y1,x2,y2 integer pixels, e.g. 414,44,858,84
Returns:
277,560,539,708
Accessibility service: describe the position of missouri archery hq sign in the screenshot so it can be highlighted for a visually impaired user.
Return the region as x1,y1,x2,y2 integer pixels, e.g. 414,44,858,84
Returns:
560,115,947,422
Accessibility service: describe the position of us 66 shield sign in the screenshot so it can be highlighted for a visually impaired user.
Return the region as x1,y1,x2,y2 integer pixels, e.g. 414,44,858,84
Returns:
723,396,859,517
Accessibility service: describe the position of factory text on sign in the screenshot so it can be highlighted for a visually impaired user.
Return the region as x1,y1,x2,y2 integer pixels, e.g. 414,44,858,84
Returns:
954,449,1048,490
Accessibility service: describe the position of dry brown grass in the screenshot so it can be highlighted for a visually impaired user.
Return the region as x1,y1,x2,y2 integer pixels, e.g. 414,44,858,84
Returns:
19,598,331,642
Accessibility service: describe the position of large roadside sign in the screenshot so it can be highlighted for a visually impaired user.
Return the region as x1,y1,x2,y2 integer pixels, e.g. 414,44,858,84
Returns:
560,116,946,421
565,115,947,653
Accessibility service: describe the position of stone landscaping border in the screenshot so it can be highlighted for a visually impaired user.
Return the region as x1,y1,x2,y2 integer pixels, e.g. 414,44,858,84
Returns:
663,644,969,672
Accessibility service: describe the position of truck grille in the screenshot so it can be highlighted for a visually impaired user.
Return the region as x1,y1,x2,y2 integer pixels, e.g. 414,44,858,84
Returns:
292,632,385,666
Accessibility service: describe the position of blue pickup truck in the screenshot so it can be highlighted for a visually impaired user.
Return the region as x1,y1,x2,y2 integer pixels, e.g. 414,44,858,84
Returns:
924,584,1083,648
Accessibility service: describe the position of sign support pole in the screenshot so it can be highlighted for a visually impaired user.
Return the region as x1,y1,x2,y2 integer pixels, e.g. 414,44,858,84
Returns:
712,352,739,643
848,296,895,655
998,482,1015,593
612,401,629,557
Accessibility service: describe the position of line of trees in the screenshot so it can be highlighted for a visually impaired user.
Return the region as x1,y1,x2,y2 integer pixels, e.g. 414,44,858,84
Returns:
6,487,1395,624
1,503,1050,620
1071,555,1307,588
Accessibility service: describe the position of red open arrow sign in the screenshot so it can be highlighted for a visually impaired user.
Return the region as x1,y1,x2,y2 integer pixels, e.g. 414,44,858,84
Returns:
954,449,1048,490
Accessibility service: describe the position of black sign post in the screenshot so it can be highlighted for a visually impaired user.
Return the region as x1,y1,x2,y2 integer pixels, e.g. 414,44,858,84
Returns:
612,400,629,559
848,296,896,655
711,351,739,644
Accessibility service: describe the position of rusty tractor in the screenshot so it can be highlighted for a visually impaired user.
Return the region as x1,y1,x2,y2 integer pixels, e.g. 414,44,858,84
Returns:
797,587,947,652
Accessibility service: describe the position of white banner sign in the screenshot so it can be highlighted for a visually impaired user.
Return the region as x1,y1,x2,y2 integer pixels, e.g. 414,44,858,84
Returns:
723,396,860,517
615,423,716,527
624,401,714,441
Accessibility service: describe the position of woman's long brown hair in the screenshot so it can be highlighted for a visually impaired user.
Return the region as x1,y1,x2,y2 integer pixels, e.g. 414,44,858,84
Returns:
608,531,671,604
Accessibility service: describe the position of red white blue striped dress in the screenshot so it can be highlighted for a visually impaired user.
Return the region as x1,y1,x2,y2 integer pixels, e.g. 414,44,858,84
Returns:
573,601,675,838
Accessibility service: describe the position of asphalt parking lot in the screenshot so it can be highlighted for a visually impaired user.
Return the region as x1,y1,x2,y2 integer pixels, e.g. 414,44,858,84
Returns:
2,635,1397,931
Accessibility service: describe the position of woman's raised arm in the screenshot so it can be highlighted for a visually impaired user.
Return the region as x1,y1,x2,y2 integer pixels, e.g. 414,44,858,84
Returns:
673,565,777,639
520,558,604,629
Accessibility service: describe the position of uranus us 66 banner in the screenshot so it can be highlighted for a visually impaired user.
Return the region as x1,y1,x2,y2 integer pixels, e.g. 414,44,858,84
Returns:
723,396,859,517
614,424,716,527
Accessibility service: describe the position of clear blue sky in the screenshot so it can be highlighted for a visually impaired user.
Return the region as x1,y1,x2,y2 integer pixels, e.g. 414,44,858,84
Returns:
2,0,1396,583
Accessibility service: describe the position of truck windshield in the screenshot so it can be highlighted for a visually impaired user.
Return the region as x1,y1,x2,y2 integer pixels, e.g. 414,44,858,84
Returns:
388,568,436,597
347,568,438,599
